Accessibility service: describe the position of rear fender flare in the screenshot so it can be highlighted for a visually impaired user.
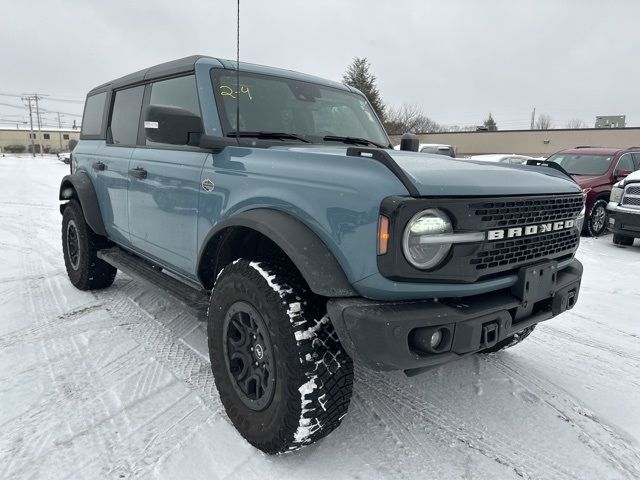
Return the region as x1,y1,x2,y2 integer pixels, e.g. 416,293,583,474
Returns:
59,172,108,237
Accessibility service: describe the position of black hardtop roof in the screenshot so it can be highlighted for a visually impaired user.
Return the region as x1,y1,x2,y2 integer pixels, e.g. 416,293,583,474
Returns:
88,55,206,94
87,55,352,96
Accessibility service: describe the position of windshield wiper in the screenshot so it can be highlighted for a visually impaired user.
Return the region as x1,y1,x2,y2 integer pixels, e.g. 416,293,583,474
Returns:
226,131,312,143
322,135,385,149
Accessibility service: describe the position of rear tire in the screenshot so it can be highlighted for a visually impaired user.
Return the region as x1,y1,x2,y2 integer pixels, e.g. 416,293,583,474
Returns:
584,199,609,237
480,325,536,354
613,234,635,246
61,199,117,290
208,259,353,454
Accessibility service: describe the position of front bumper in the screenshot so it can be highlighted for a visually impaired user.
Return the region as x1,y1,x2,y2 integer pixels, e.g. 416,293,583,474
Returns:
608,203,640,238
327,259,582,374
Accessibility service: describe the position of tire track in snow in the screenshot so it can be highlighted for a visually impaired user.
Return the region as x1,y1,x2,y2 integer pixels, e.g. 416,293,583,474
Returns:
0,208,216,479
535,324,640,364
95,282,223,414
355,368,583,480
485,354,640,479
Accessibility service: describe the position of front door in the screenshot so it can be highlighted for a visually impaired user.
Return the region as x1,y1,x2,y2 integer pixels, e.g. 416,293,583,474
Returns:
127,74,207,277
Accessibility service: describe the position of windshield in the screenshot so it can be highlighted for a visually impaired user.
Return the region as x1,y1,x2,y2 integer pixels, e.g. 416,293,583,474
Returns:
211,70,390,147
547,154,613,176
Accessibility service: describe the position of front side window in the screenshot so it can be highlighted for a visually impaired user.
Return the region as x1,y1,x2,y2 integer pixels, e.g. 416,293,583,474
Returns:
147,75,200,146
547,154,613,176
43,133,50,140
81,92,107,137
616,154,634,173
63,134,69,140
110,86,144,145
211,70,389,147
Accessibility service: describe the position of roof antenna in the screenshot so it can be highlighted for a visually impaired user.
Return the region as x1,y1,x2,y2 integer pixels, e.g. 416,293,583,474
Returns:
235,0,240,144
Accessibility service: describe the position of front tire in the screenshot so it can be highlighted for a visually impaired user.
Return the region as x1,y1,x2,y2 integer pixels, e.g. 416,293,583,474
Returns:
61,199,117,290
613,234,635,246
585,198,609,237
208,259,353,454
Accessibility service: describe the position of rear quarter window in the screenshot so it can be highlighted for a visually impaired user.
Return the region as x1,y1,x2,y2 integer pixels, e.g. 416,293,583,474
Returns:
80,92,108,138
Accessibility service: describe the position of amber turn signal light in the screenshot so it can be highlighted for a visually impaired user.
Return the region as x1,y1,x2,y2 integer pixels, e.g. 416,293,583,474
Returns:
378,215,390,255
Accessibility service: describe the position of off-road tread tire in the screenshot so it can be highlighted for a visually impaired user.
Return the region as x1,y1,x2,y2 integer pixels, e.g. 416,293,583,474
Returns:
61,199,116,290
208,259,353,454
613,234,634,246
584,198,609,237
480,325,536,354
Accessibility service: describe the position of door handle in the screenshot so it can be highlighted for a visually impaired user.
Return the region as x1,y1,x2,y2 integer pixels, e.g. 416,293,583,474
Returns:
92,161,106,171
128,167,147,180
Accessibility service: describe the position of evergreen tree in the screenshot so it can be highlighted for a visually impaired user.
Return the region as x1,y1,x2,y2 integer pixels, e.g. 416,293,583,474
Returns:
483,113,498,131
342,57,386,121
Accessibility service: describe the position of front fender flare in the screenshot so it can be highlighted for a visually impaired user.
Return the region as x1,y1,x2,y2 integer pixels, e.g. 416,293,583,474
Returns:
199,209,357,297
59,172,108,237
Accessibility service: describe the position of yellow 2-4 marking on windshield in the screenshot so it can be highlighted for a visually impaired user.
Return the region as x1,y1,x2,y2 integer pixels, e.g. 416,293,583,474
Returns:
220,85,253,100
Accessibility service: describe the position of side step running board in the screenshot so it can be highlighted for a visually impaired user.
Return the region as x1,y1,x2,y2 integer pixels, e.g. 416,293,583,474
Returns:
97,246,210,322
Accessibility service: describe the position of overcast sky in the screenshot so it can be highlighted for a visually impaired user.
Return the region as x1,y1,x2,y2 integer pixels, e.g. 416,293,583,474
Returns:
2,0,639,130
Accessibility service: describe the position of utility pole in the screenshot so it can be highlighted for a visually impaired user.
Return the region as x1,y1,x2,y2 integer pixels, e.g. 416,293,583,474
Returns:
530,107,536,130
22,96,36,157
57,112,64,151
34,94,44,156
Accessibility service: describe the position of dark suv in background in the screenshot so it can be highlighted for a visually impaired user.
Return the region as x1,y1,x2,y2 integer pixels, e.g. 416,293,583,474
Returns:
547,147,640,236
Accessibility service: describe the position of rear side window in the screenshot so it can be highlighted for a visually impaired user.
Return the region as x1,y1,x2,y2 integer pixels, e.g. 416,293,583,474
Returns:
81,92,107,137
146,75,200,146
110,86,144,146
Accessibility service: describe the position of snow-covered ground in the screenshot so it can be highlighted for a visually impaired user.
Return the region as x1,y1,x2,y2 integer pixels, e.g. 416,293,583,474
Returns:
1,155,639,480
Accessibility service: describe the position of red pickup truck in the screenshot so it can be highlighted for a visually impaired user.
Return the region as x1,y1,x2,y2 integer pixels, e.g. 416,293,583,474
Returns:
547,147,640,236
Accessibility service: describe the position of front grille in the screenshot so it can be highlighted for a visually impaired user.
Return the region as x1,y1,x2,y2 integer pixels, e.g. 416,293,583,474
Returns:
471,229,579,270
469,195,584,228
622,184,640,208
467,194,582,275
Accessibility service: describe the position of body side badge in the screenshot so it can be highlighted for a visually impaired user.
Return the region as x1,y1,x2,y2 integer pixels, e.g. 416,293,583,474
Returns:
202,178,215,192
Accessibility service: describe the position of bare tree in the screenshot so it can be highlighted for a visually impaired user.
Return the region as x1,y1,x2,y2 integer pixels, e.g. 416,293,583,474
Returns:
535,114,553,130
566,118,586,129
384,104,443,134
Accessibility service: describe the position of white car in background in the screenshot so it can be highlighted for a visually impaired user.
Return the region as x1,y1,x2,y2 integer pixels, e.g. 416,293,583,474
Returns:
394,143,456,157
468,154,538,165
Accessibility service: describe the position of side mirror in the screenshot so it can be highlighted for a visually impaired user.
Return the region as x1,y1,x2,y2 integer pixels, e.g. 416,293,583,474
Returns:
616,169,632,179
144,105,203,146
400,133,419,152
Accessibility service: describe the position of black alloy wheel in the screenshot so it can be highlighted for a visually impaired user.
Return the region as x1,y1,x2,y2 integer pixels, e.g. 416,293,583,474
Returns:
66,220,81,270
223,301,276,411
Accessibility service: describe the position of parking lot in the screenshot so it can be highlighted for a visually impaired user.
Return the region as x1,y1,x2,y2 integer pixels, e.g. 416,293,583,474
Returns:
1,155,640,480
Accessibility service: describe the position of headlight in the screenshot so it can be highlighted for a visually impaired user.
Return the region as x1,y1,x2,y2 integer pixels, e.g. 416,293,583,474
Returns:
611,186,623,204
402,209,453,269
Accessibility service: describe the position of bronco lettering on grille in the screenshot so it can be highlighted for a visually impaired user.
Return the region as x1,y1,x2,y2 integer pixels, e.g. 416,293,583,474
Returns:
487,220,575,241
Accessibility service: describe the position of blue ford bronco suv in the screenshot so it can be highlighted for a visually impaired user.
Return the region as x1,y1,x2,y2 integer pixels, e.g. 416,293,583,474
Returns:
60,55,585,453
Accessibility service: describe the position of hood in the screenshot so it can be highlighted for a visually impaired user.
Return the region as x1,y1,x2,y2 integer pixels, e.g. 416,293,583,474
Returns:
385,151,581,196
571,174,609,189
275,146,581,196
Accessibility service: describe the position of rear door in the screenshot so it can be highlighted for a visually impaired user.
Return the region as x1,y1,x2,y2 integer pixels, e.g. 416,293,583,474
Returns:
128,74,208,277
96,85,145,246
